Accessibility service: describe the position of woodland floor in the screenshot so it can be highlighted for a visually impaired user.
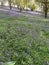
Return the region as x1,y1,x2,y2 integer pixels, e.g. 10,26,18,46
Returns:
0,10,49,65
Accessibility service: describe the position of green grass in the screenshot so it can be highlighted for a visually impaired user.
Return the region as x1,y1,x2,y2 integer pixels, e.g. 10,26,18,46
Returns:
4,62,15,65
0,11,49,65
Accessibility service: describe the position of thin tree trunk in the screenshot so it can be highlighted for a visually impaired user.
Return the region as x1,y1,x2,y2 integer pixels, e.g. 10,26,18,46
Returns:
1,2,4,8
8,0,12,10
9,3,12,10
44,2,48,18
45,9,47,18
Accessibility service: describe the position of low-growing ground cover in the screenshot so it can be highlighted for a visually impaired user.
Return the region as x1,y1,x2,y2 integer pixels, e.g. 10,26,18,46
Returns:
4,61,15,65
0,11,49,65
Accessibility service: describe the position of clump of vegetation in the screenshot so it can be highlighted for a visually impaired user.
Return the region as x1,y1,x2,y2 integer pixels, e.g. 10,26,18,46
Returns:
16,0,25,12
18,3,24,12
28,3,36,11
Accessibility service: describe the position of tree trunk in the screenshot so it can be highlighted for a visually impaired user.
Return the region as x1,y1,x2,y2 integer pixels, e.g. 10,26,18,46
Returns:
8,0,12,10
1,2,4,8
44,2,48,18
45,9,47,18
9,3,12,10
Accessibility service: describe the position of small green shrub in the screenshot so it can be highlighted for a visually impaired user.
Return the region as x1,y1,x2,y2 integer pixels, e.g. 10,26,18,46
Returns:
18,4,24,12
28,4,36,11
